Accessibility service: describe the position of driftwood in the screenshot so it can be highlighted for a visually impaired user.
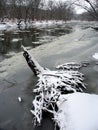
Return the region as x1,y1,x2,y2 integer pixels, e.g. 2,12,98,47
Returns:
91,26,98,31
22,46,86,125
22,45,44,76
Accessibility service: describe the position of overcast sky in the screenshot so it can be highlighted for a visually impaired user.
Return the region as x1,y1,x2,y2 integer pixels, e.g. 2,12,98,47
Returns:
75,7,86,14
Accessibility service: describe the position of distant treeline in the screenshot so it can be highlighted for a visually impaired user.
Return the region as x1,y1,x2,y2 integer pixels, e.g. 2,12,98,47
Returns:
0,0,74,23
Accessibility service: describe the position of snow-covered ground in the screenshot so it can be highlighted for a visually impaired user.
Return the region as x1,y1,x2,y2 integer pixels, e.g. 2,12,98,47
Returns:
0,20,65,31
93,53,98,60
55,92,98,130
0,20,97,31
0,21,17,31
11,38,22,42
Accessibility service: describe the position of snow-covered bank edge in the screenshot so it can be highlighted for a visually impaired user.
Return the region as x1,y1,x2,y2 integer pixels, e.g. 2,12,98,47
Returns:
93,53,98,60
0,20,65,31
0,19,98,32
55,92,98,130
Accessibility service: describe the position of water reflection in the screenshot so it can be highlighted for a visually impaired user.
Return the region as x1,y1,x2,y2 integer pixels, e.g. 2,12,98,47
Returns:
0,25,72,57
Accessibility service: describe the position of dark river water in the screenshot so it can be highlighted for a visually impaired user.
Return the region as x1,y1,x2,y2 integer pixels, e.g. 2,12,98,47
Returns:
0,23,73,130
0,24,72,60
0,21,98,130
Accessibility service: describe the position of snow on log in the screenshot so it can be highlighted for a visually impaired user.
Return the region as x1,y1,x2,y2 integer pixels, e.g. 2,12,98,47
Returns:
22,46,86,126
56,62,82,70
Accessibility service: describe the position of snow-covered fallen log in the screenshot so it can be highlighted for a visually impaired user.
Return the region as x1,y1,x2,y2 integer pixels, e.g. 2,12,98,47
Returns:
21,45,45,76
22,46,87,128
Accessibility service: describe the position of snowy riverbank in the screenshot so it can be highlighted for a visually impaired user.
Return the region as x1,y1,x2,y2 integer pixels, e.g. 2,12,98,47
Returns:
0,20,65,31
55,92,98,130
0,20,98,31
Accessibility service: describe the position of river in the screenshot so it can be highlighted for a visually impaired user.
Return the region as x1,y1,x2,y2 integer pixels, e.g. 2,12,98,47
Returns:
0,21,98,130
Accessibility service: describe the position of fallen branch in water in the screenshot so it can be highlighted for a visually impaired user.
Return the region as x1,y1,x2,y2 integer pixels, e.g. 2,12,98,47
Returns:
22,45,86,126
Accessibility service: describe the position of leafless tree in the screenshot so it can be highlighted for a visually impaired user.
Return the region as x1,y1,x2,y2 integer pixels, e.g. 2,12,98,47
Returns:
73,0,98,20
44,0,74,21
0,0,6,22
0,0,75,23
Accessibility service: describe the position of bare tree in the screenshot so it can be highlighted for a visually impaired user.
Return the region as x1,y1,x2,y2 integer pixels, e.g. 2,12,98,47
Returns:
53,1,74,21
47,0,55,19
73,0,98,20
0,0,75,23
0,0,6,22
44,0,75,21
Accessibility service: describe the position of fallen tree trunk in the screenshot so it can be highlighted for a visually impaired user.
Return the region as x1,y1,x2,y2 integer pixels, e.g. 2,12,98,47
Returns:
22,45,86,125
91,26,98,31
21,45,45,76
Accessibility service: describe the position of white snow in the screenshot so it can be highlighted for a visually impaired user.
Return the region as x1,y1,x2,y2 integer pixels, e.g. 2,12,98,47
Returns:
33,20,65,28
56,62,82,70
55,92,98,130
18,97,22,102
0,21,17,31
0,24,6,30
93,53,98,60
0,20,65,31
11,38,22,42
